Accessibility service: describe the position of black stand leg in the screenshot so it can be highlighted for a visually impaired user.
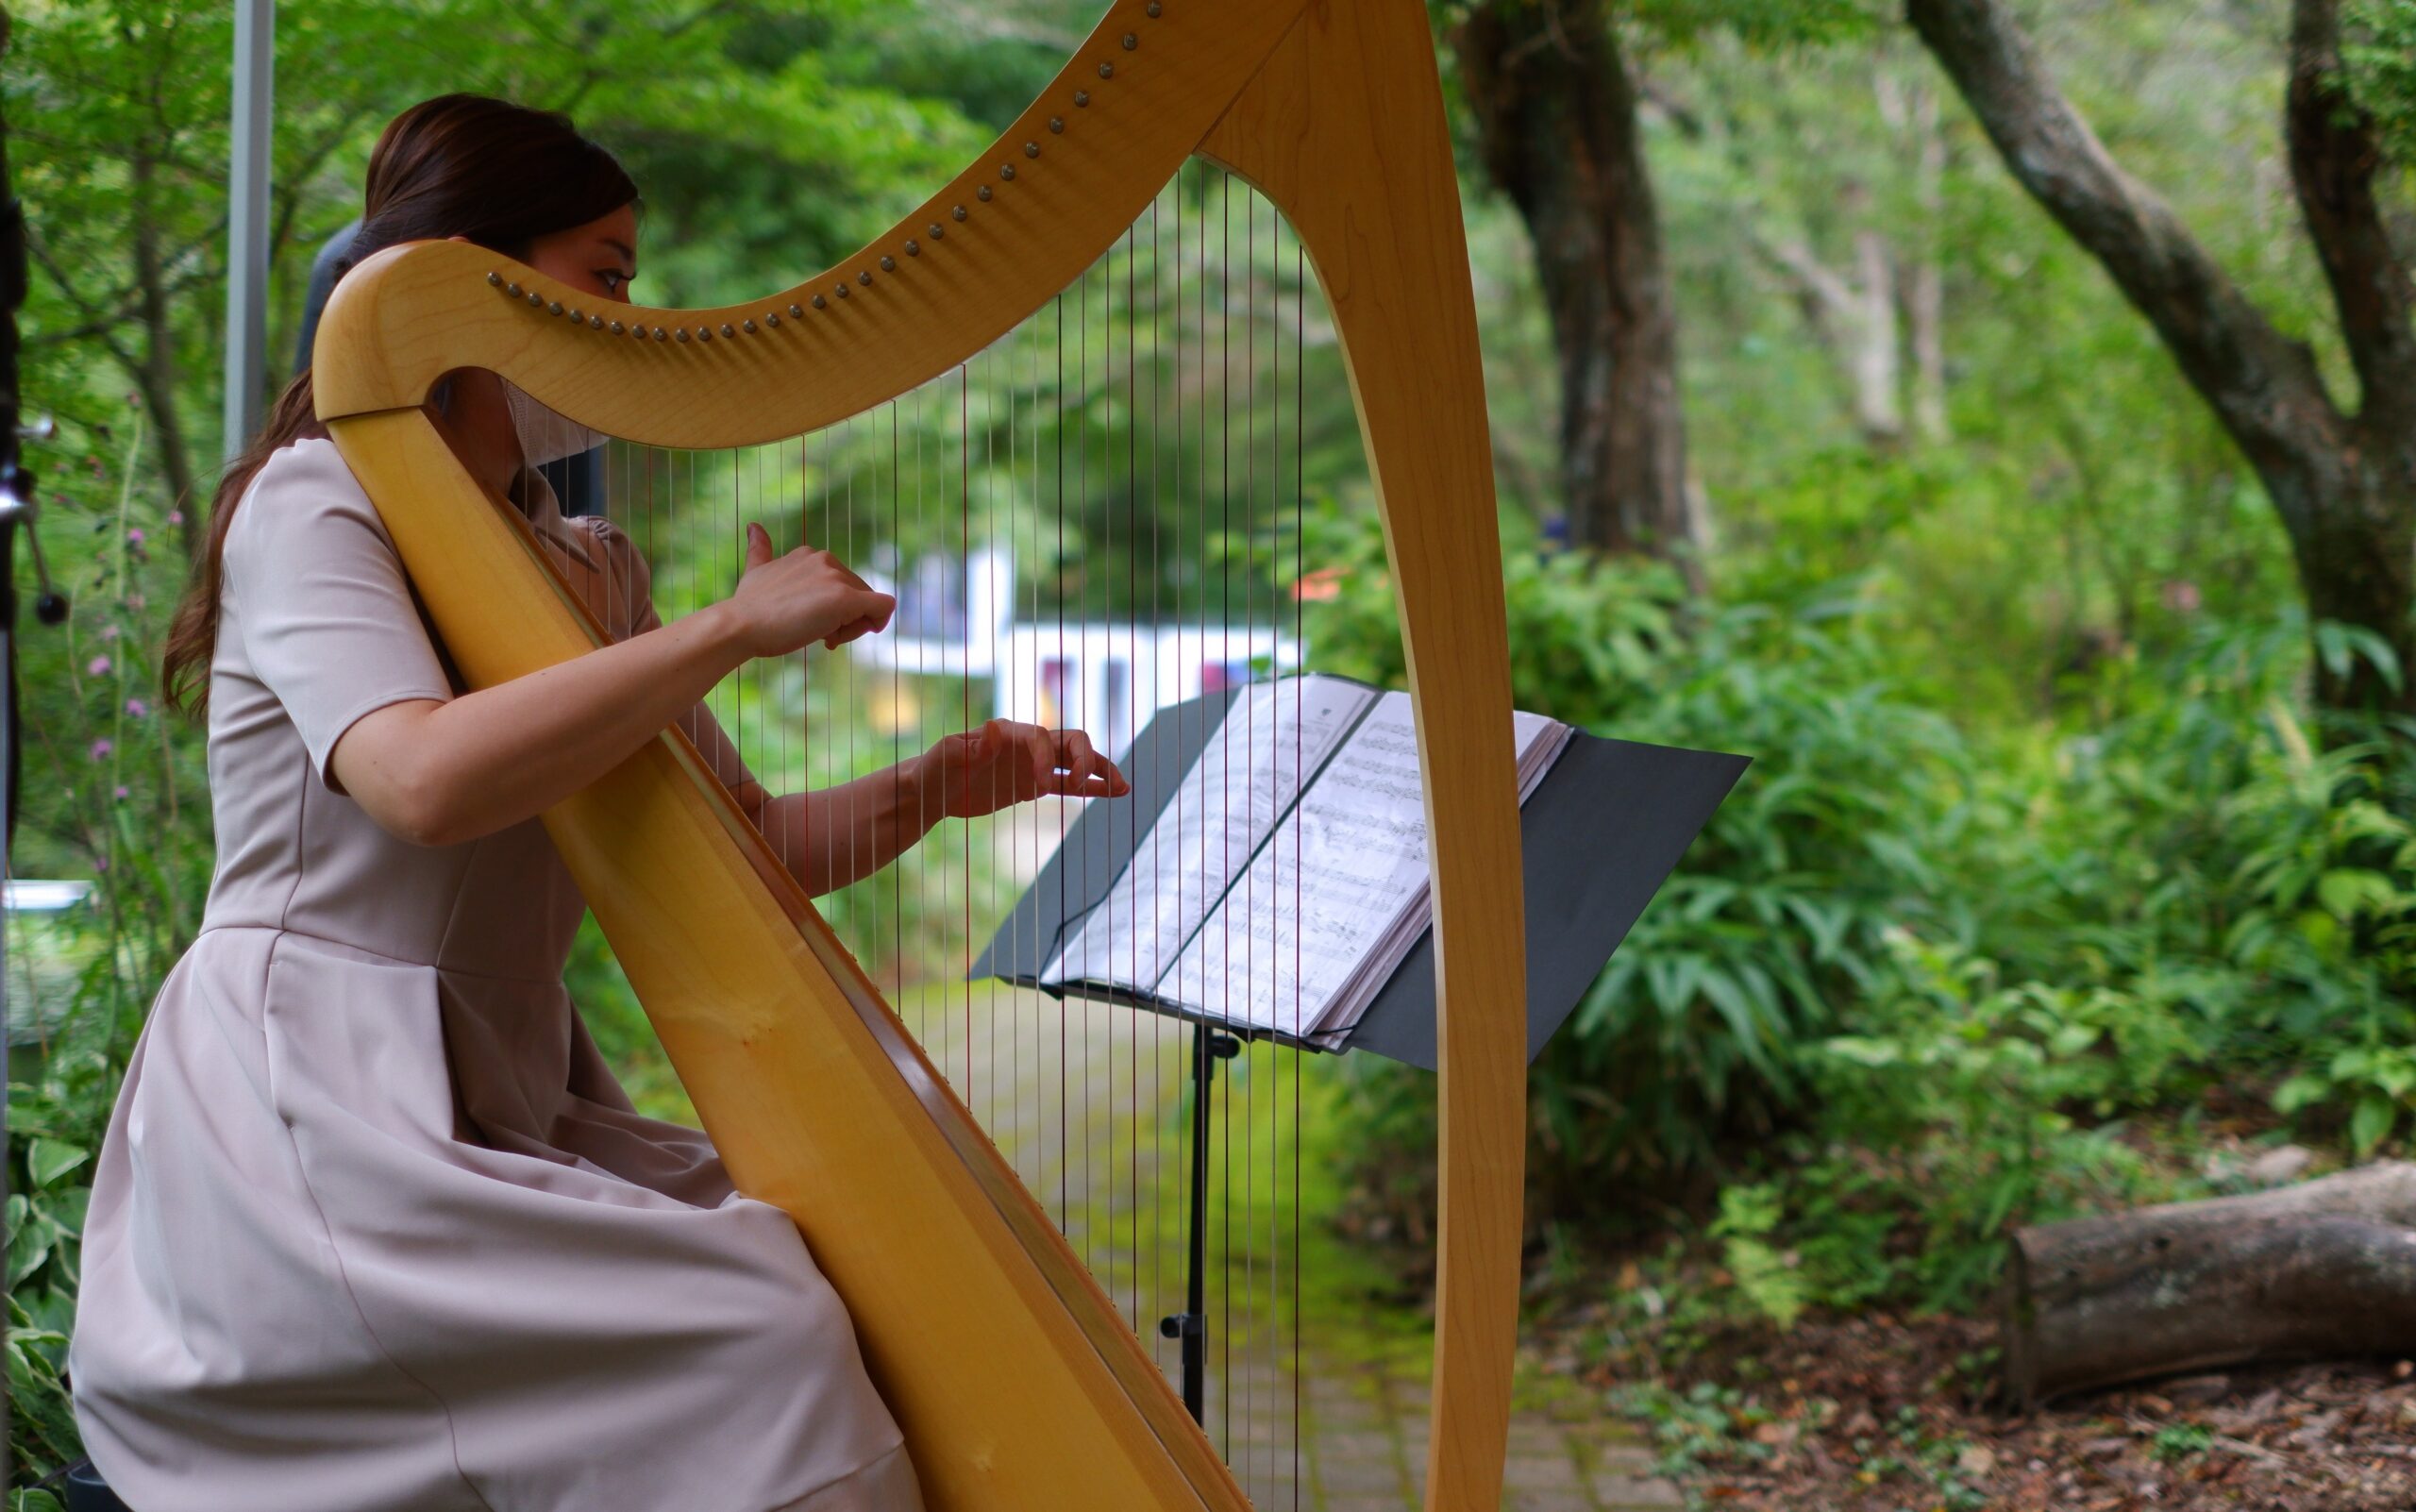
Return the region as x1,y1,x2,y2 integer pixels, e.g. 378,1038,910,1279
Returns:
1160,1023,1239,1424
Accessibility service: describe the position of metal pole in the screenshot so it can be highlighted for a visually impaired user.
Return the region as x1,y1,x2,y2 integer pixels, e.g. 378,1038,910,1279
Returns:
1159,1024,1237,1424
222,0,274,462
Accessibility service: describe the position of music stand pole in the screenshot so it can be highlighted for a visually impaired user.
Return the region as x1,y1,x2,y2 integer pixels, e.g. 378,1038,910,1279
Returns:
1159,1020,1238,1423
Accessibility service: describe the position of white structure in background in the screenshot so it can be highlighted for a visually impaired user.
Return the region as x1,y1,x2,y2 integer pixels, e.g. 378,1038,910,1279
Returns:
853,546,1303,759
7,880,97,1045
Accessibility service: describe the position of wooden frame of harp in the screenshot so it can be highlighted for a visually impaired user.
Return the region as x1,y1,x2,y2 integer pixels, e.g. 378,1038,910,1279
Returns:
313,1,1526,1506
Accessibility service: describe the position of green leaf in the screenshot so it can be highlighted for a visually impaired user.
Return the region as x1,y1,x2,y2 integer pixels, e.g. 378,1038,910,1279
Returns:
2352,1090,2398,1155
25,1138,89,1191
7,1208,59,1290
2273,1070,2330,1115
2313,619,2405,694
2315,868,2395,921
1817,1035,1901,1067
2297,910,2342,952
2048,1023,2103,1058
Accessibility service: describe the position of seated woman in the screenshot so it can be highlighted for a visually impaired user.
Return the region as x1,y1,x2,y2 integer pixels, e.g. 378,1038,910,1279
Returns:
70,92,1125,1512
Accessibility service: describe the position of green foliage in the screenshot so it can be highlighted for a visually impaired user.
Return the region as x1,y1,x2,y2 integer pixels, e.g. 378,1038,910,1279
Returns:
1606,1376,1782,1478
2345,0,2416,160
1706,1183,1808,1330
2151,1420,2217,1462
1610,1373,1990,1507
1621,0,1883,52
5,411,213,1490
1304,510,1980,1204
1300,489,2416,1316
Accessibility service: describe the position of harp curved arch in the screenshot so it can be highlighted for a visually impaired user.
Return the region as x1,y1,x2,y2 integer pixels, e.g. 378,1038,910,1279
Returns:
314,0,1310,444
317,2,1524,1508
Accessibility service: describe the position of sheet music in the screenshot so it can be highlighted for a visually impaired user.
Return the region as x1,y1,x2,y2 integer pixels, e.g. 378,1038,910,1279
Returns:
1162,694,1565,1039
1040,677,1372,997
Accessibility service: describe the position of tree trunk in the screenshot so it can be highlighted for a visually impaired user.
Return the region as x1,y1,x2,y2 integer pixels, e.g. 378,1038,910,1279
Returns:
1848,225,1902,445
129,151,198,554
1906,0,2416,720
1454,0,1703,581
1903,78,1950,443
2004,1162,2416,1408
2292,455,2416,713
1759,200,1905,449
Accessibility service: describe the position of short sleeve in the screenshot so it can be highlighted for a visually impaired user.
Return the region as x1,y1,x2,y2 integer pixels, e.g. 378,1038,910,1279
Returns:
225,442,455,789
569,517,767,818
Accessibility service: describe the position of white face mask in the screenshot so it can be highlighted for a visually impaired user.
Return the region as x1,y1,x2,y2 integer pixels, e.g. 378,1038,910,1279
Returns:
503,379,611,469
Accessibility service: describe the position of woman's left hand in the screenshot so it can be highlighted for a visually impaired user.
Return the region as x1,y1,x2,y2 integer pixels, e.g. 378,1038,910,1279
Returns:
916,719,1132,819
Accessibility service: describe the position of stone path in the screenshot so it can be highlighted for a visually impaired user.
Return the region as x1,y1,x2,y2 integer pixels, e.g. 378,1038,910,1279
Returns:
895,980,1684,1511
1287,1347,1679,1512
1178,1327,1681,1511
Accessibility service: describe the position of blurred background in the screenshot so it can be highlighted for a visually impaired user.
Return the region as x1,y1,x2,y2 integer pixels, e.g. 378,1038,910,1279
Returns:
9,1,2416,1506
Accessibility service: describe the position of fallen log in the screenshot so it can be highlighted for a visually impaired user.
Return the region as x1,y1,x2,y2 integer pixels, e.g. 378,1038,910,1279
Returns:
2002,1160,2416,1409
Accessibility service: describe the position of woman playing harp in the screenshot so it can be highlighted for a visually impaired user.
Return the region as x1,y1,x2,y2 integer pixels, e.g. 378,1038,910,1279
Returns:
69,93,1126,1512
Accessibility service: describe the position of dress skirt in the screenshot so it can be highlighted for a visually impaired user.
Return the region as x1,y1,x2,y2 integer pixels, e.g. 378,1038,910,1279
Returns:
70,438,922,1512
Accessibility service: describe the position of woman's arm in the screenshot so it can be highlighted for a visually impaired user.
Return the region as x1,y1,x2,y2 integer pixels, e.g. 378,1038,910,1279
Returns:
330,527,892,847
750,770,936,899
748,720,1131,897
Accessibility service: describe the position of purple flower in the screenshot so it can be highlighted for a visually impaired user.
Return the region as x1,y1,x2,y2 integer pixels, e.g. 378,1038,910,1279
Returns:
95,857,110,873
100,624,121,641
86,654,112,677
167,510,185,527
126,527,146,546
113,785,130,800
89,738,114,761
126,697,149,718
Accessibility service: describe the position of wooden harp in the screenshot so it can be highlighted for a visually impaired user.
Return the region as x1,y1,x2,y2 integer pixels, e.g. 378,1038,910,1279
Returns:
313,1,1526,1506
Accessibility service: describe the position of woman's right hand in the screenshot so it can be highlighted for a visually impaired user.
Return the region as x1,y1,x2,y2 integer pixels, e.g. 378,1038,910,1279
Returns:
721,523,897,657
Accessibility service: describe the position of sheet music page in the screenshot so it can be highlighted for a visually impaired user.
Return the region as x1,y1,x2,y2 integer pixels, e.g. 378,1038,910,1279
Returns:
1162,693,1563,1038
1041,677,1371,997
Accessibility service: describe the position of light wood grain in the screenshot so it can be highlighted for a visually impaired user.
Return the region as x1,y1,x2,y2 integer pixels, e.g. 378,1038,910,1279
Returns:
1201,6,1528,1508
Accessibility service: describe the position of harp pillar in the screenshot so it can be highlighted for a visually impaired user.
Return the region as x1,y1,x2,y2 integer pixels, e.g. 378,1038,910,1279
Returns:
1206,4,1528,1506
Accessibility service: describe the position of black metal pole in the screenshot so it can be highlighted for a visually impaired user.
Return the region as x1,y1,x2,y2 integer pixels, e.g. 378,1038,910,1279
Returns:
1,6,22,852
1160,1022,1238,1423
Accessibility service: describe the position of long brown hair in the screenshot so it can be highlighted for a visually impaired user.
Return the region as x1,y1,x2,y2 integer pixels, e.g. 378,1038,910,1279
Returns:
161,93,638,716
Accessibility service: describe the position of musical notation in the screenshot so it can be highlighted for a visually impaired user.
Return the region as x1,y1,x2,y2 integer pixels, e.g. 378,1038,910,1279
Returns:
1045,677,1569,1046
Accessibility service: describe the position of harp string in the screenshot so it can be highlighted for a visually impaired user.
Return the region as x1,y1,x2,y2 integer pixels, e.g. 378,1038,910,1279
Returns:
586,161,1315,1499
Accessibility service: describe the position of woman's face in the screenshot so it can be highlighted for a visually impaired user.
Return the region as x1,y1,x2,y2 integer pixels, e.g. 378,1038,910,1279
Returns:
521,203,642,306
439,203,639,494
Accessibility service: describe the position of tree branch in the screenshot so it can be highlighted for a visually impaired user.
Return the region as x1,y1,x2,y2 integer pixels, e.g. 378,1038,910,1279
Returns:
2287,0,2416,428
1905,0,2342,512
1758,235,1858,329
28,232,143,380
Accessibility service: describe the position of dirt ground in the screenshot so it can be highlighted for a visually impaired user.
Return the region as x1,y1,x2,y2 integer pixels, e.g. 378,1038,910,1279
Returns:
1566,1307,2416,1511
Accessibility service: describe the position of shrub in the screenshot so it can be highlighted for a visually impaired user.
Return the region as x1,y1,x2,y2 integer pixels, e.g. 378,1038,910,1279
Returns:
1294,501,2416,1316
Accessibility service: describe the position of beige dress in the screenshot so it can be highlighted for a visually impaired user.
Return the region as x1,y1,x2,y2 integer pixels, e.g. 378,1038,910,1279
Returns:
70,437,924,1512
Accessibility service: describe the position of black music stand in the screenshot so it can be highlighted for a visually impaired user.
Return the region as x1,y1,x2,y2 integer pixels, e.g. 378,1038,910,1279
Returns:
971,688,1749,1420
